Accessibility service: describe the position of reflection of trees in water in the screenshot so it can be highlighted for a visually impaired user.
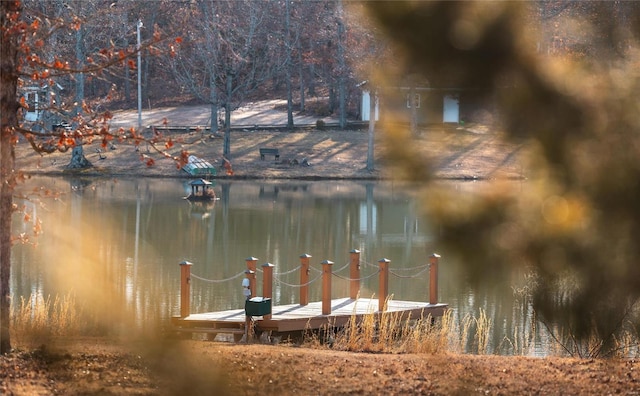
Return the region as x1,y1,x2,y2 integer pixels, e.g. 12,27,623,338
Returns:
67,177,94,194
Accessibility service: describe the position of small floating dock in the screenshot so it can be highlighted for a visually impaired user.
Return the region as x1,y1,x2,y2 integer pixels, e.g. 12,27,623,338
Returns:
171,251,448,341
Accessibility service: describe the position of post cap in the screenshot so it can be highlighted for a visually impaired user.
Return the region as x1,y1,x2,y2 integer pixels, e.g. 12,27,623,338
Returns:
262,262,275,268
378,258,391,263
244,269,255,274
179,260,193,266
430,253,441,259
300,253,312,258
321,260,334,265
350,249,361,254
245,256,259,261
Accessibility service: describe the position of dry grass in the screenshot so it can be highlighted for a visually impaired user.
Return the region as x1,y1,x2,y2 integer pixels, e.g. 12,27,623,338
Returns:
309,303,636,358
11,292,640,358
308,296,494,355
10,292,90,347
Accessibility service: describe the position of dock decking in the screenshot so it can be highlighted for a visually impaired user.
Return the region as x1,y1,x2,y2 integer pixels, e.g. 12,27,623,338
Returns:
172,297,448,338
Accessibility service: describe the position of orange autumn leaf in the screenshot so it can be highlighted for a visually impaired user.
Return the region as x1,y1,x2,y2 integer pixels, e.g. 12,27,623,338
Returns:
71,18,81,31
33,219,42,236
165,138,174,149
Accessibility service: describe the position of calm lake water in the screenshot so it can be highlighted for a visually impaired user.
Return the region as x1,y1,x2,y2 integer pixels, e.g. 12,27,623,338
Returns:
11,176,548,355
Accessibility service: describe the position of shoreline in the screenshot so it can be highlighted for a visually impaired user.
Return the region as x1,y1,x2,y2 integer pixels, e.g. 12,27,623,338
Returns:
15,127,527,181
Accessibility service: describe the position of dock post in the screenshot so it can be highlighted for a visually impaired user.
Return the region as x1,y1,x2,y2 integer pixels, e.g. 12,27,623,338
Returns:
300,254,312,306
378,258,390,312
429,254,440,304
262,262,274,319
245,256,258,298
179,260,193,318
349,249,361,299
321,260,334,315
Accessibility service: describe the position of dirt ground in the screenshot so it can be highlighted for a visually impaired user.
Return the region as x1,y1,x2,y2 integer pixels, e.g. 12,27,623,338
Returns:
2,337,640,395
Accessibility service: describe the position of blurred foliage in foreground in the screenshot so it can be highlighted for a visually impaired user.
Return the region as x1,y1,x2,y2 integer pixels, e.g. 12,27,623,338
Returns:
366,1,640,356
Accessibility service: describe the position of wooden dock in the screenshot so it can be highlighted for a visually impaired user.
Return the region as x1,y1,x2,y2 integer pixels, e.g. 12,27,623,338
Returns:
171,251,448,341
172,297,448,340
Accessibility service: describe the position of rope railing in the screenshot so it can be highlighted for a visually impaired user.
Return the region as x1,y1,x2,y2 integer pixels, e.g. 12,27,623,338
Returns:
274,272,322,288
190,270,246,283
390,265,430,279
360,259,381,270
389,263,430,272
274,265,301,276
176,252,442,318
187,264,429,284
331,260,352,274
309,265,322,274
332,269,380,282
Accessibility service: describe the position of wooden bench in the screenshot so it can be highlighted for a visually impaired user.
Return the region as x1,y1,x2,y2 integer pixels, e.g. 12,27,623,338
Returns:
259,148,280,161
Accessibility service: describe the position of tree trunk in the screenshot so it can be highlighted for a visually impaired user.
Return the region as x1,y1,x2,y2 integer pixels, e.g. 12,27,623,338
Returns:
298,45,305,113
329,86,336,114
0,0,20,354
75,27,85,116
124,60,131,102
223,70,233,157
142,9,158,107
66,145,92,169
209,72,219,134
122,11,131,102
285,0,294,129
336,0,347,129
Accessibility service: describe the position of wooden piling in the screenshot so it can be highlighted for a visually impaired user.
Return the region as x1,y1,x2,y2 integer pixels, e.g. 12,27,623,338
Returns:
378,258,390,312
179,260,193,318
349,249,360,299
300,254,311,306
429,254,440,305
245,256,258,299
262,262,274,319
321,260,334,315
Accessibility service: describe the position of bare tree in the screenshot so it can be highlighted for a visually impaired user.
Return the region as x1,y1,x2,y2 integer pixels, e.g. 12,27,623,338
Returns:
168,1,223,134
168,1,276,157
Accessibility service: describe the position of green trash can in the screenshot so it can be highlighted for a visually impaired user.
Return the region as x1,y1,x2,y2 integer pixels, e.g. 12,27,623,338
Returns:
245,297,272,316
